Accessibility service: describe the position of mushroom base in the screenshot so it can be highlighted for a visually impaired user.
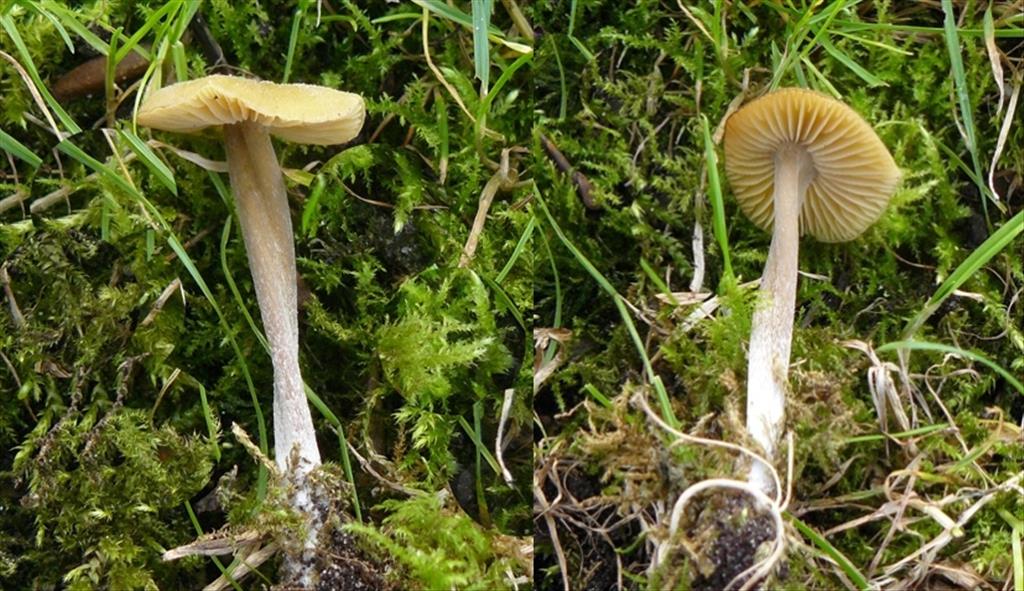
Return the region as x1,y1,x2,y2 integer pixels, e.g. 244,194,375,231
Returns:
653,490,782,590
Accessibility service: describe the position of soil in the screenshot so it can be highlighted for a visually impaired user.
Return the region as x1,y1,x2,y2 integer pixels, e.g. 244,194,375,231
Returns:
534,466,645,591
312,529,392,591
685,490,780,591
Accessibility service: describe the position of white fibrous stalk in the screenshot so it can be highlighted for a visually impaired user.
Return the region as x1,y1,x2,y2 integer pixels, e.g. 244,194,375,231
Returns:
224,120,323,583
746,145,814,495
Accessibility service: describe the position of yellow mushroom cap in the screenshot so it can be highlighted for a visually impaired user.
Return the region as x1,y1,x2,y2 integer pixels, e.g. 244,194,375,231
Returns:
723,88,900,242
137,75,365,145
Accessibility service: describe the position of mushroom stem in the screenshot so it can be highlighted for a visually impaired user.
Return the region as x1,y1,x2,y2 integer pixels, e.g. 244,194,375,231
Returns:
223,121,322,477
746,144,814,495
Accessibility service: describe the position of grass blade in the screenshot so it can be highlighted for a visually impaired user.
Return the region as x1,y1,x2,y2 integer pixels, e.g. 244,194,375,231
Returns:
196,382,221,462
472,401,491,524
55,140,134,194
903,209,1023,338
480,274,526,332
582,383,613,408
283,0,309,83
412,0,500,34
23,0,74,52
639,258,679,307
300,383,364,521
999,509,1024,591
789,513,870,590
471,0,492,93
300,174,327,238
480,51,532,117
113,0,179,63
457,415,502,476
769,0,847,90
219,216,270,351
550,37,568,120
535,187,680,428
495,214,534,284
537,227,562,369
34,0,110,54
844,422,950,444
701,115,732,284
118,130,177,194
941,0,996,215
0,128,43,168
337,427,363,523
0,15,81,135
818,35,885,87
877,340,1024,397
184,502,246,591
567,0,594,61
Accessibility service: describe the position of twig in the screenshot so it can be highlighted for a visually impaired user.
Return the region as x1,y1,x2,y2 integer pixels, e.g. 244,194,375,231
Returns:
534,459,571,591
495,388,515,486
690,221,705,292
987,75,1020,202
139,278,184,328
345,437,426,497
0,188,29,215
29,184,74,214
539,133,597,210
162,530,262,561
30,152,139,213
0,50,63,138
421,7,476,123
203,540,278,589
500,0,534,39
204,542,278,591
459,149,517,267
0,264,25,329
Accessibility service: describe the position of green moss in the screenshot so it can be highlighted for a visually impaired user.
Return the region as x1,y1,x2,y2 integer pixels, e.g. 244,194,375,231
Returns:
2,0,534,587
15,409,214,589
348,493,528,590
2,0,1021,588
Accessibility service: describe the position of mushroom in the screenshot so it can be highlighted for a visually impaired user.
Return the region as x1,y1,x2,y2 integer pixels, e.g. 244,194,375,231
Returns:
137,75,364,577
723,88,899,494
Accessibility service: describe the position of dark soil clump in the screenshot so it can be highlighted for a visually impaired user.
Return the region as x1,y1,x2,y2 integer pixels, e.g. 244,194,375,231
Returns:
312,529,392,591
686,490,780,591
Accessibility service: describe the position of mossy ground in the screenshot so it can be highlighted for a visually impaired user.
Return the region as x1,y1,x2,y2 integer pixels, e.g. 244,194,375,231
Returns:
531,1,1022,590
1,1,1022,590
2,1,532,588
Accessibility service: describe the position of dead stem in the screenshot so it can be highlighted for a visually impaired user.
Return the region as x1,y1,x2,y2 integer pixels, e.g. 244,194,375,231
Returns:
139,278,183,327
539,133,597,210
0,264,25,328
495,387,515,486
534,452,572,591
459,149,518,267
